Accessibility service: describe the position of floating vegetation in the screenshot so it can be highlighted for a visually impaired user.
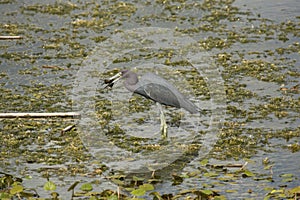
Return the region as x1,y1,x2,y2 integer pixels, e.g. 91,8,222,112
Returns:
21,2,79,15
0,81,72,112
0,0,299,199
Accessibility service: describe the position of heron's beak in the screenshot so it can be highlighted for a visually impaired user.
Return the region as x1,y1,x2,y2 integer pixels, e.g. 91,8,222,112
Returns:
103,72,122,89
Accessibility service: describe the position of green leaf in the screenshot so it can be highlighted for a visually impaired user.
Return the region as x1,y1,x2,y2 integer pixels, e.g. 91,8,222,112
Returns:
180,173,189,178
51,192,59,199
80,183,93,191
132,176,144,182
43,181,56,191
263,196,270,200
200,159,209,166
214,195,227,200
111,178,124,186
200,189,214,195
263,164,273,170
150,191,163,199
282,178,293,182
270,189,284,194
131,188,146,196
24,175,32,179
225,189,237,193
203,172,219,177
263,187,273,191
139,183,154,191
242,170,254,177
280,173,294,178
0,192,11,199
10,185,23,195
124,187,135,192
288,186,300,194
106,195,118,200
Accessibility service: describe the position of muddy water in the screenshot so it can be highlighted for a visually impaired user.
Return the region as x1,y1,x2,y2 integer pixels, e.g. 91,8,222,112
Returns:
0,0,299,199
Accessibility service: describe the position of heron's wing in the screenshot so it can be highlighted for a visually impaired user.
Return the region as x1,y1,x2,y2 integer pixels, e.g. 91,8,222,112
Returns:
134,73,200,114
134,83,181,108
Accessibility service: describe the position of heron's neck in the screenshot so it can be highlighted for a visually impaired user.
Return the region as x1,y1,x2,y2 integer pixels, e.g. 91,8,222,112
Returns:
126,73,138,85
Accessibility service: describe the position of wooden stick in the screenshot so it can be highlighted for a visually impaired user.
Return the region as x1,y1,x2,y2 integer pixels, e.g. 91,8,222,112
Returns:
61,124,76,133
42,65,65,70
209,163,245,168
226,163,245,168
0,36,23,40
0,112,81,118
240,162,248,170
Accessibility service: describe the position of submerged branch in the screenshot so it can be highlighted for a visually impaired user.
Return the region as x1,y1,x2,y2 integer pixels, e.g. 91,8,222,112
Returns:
0,36,23,40
61,124,76,133
0,112,81,118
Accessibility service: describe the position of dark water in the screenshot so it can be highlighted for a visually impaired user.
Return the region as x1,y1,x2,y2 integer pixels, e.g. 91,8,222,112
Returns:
0,0,299,199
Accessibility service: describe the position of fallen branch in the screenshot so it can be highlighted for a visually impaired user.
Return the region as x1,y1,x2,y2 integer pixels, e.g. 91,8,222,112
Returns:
208,163,245,168
240,161,248,170
42,65,65,70
0,36,23,40
61,124,76,133
0,112,81,118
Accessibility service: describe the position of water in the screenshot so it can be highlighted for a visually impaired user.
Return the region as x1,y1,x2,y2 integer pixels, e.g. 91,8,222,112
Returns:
0,0,299,199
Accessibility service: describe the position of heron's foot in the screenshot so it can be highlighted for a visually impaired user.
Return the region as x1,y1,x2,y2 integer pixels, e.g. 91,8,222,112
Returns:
151,119,168,138
151,170,156,178
156,102,168,138
160,121,168,138
159,108,168,138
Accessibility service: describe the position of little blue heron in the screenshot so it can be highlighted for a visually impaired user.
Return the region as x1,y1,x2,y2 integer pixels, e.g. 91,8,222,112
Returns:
104,69,201,137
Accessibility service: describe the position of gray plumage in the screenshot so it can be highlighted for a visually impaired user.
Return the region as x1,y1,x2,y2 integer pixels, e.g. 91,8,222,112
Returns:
120,70,199,114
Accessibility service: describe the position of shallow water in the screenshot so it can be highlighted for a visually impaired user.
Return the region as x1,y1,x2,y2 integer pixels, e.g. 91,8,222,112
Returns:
0,0,299,199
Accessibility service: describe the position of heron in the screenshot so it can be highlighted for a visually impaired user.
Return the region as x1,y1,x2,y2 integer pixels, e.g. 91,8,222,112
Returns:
104,69,201,138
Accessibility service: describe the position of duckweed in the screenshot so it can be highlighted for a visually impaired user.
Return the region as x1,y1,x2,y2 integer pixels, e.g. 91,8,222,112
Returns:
1,0,299,199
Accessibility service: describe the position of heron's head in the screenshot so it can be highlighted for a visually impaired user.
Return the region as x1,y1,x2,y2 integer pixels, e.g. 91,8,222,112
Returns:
121,70,138,85
104,69,137,88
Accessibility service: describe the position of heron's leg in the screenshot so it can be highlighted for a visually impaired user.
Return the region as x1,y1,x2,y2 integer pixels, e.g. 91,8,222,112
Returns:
157,103,167,138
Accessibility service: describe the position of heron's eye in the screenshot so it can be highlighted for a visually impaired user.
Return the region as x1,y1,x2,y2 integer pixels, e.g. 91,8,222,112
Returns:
104,79,112,84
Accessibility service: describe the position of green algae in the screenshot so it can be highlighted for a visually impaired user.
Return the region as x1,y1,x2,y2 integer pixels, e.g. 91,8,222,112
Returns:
22,2,78,15
0,118,90,165
0,0,299,199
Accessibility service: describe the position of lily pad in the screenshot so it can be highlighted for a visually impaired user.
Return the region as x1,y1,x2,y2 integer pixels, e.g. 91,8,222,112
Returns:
80,183,93,192
10,184,23,195
43,181,56,191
